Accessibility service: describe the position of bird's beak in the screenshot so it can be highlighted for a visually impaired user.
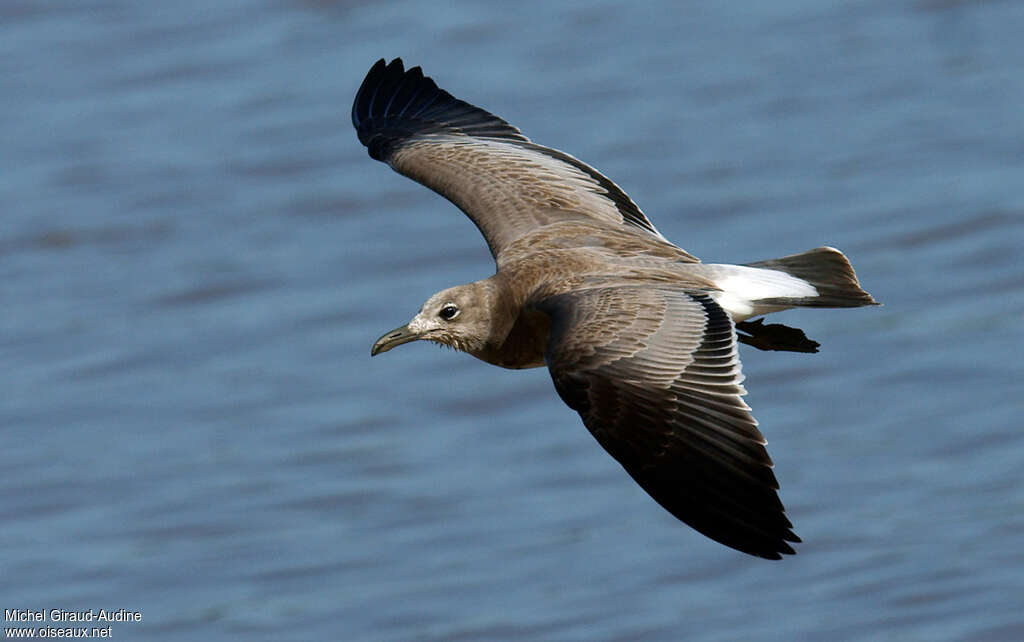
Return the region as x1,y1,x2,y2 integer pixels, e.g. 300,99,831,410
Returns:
371,323,420,356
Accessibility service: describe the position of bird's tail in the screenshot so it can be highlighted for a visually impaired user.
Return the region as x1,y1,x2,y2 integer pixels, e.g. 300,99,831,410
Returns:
744,247,878,308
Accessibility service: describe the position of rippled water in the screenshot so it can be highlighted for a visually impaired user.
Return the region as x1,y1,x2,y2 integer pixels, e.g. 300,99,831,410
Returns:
3,1,1023,640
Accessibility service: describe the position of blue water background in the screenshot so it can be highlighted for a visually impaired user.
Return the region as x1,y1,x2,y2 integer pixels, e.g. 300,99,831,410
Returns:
3,1,1023,639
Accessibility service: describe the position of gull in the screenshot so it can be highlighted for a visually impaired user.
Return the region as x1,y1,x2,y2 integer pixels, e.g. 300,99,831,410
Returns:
353,58,877,559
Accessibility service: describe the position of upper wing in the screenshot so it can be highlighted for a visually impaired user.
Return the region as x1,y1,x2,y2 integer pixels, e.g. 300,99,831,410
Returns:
537,286,800,559
352,58,668,259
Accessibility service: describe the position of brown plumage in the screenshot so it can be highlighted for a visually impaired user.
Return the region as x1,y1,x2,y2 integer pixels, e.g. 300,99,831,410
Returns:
355,58,878,559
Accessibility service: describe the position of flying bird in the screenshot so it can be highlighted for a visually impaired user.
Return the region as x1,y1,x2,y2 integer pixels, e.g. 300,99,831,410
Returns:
353,58,877,559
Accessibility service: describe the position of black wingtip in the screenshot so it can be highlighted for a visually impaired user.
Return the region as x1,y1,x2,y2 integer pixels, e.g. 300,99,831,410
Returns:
351,58,387,130
737,528,800,560
352,57,528,162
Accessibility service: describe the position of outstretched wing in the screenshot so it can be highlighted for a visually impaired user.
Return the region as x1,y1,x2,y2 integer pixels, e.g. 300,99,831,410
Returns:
537,287,799,559
352,58,669,259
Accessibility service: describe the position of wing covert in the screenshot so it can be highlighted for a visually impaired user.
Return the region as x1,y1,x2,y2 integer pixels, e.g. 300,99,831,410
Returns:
352,58,667,258
537,287,800,559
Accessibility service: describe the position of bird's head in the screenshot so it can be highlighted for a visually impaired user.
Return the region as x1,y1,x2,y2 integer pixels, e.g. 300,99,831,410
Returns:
371,282,500,357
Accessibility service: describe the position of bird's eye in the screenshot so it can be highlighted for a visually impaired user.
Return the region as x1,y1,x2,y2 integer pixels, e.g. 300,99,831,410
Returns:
439,303,460,320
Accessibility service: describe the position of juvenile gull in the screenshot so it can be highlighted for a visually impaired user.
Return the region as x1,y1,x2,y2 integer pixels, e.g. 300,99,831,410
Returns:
354,59,877,559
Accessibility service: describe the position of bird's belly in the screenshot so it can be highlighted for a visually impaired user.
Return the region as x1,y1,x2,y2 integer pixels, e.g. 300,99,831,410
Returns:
491,355,547,370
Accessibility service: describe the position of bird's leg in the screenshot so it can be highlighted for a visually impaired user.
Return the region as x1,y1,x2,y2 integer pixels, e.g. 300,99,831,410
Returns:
735,318,820,353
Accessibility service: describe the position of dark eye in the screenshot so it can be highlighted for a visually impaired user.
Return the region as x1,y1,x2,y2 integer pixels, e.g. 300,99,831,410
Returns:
439,303,460,320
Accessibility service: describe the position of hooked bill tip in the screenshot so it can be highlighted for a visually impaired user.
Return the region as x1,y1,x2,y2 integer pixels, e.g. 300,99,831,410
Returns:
371,324,417,356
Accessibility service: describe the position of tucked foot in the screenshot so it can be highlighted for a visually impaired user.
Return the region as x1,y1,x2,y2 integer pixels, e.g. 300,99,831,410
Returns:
736,318,820,353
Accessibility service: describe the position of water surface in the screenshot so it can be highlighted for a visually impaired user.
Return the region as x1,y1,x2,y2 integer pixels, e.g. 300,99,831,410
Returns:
3,1,1023,640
